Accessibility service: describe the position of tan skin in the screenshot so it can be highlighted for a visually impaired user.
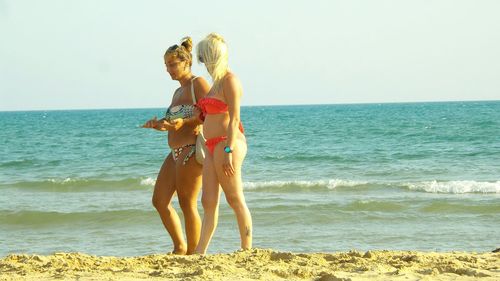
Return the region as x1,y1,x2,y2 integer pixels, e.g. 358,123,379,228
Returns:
142,54,210,255
194,71,253,254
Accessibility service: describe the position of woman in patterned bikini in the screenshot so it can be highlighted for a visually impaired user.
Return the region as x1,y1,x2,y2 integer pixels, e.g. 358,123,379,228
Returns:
194,33,252,254
142,37,210,255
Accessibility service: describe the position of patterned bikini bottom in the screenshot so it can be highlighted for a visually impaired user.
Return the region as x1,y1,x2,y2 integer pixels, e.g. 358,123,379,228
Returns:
172,144,196,165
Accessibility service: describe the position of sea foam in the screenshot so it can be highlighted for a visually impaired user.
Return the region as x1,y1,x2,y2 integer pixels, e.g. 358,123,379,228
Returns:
405,180,500,194
140,177,156,186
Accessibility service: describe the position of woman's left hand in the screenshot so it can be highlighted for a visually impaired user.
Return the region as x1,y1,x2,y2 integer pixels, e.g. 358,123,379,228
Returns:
223,152,235,177
170,118,184,130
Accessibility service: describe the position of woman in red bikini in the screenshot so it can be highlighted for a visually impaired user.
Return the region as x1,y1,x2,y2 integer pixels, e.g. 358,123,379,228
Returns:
142,37,210,255
194,33,252,254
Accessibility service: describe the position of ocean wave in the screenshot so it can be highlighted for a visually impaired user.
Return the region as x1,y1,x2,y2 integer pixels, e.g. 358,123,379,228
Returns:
0,209,155,226
0,159,36,168
404,180,500,194
342,200,407,212
261,154,349,162
2,177,154,192
48,178,75,184
2,177,369,193
420,201,500,214
99,178,370,190
243,179,369,191
140,177,156,186
3,177,499,194
243,179,500,194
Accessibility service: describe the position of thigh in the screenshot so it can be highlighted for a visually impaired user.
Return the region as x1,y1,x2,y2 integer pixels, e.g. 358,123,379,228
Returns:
201,151,221,203
175,149,203,202
152,153,177,204
213,137,247,196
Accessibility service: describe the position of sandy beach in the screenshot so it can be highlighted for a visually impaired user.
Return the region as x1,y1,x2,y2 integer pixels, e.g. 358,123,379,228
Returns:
1,248,498,280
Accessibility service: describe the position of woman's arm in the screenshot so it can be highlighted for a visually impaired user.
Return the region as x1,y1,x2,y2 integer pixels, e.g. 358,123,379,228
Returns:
224,73,242,153
142,116,176,131
194,76,211,102
222,73,242,176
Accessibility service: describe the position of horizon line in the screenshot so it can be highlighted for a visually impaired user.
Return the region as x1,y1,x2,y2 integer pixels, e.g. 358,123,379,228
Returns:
0,99,499,112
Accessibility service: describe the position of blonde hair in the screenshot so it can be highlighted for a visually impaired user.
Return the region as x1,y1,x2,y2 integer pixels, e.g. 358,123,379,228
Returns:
165,36,193,66
196,33,229,93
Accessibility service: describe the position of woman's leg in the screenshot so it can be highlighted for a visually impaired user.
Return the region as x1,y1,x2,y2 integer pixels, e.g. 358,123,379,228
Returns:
175,148,203,255
213,137,252,250
152,153,186,254
195,152,221,254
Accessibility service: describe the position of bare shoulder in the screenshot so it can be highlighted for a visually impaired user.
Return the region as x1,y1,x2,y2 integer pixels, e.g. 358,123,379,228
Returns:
223,72,241,86
193,76,210,89
223,72,242,97
193,76,210,100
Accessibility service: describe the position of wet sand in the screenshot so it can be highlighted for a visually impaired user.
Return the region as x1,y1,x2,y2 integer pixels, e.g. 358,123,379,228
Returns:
1,249,498,280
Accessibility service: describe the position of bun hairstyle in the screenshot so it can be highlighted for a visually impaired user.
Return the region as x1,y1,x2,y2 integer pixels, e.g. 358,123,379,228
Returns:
196,33,229,93
179,36,193,53
165,36,193,66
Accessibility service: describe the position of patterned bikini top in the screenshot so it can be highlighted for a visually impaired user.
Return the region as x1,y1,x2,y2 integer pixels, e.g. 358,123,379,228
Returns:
165,104,195,122
164,77,198,122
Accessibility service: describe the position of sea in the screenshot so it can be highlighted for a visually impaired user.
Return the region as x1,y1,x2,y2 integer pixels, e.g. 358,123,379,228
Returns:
1,101,499,256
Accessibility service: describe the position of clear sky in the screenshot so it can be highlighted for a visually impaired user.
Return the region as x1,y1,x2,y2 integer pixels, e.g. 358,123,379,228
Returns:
1,0,499,111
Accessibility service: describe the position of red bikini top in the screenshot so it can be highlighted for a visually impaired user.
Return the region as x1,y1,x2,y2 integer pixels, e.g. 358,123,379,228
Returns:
197,97,228,115
196,97,245,133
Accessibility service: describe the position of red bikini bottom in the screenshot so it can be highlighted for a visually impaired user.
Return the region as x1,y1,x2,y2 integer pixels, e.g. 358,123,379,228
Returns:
205,136,228,155
205,123,245,155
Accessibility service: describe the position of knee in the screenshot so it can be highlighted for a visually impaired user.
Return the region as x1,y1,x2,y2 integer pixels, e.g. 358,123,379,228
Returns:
178,196,197,213
152,196,169,212
225,194,245,211
152,196,160,209
201,195,218,212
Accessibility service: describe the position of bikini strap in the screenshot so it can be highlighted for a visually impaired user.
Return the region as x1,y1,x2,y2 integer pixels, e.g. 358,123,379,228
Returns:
190,76,197,104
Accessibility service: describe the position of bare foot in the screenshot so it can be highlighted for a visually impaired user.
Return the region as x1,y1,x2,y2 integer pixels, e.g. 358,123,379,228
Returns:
170,244,187,255
193,248,206,255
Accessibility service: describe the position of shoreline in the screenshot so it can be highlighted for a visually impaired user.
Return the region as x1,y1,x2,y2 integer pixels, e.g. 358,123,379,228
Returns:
1,249,498,280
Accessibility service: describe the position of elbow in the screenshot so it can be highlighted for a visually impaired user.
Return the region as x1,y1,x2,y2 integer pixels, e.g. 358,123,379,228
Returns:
229,117,240,127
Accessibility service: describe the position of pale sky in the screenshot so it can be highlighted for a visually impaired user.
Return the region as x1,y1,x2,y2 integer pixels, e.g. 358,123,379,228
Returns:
1,0,499,111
